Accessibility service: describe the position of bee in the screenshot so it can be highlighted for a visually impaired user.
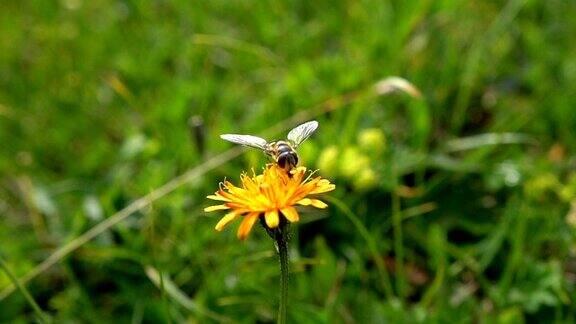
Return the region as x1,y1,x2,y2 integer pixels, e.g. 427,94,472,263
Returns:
220,120,319,171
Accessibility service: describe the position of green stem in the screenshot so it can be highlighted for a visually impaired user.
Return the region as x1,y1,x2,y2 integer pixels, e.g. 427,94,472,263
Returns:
260,217,290,323
392,192,405,301
0,254,49,323
275,225,289,324
325,196,394,299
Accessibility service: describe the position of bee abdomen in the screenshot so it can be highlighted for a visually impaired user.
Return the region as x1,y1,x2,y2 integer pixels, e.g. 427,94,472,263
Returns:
277,151,298,169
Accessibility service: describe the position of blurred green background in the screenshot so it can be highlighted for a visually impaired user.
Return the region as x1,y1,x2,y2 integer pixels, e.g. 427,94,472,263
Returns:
1,0,576,322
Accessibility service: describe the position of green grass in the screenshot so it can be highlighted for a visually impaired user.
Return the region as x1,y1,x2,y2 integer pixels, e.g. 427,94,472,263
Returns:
1,0,576,322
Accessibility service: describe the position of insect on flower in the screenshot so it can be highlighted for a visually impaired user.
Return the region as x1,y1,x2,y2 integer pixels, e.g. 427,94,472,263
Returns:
220,120,318,171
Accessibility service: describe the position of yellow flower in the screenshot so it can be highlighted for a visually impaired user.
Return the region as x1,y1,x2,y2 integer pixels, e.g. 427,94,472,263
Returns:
205,164,335,240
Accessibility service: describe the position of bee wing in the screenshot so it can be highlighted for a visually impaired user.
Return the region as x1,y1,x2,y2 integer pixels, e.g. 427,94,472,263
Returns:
287,120,319,147
220,134,269,150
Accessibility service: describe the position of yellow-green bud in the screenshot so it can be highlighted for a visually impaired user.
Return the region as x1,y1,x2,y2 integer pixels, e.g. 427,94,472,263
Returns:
317,145,339,177
559,186,575,203
558,173,576,202
353,167,379,191
339,147,370,179
358,128,386,155
523,173,560,200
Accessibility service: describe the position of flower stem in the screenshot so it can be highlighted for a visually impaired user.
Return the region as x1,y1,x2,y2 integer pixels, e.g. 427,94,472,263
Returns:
392,192,405,301
260,217,290,323
275,223,289,324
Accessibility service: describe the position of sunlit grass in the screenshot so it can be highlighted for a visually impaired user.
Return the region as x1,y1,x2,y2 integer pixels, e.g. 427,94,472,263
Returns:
1,0,575,322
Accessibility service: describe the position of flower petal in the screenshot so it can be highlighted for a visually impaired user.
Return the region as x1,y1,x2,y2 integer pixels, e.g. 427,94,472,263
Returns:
309,180,336,194
207,164,335,240
296,198,312,206
237,213,260,240
265,209,280,228
207,194,229,201
204,205,230,212
297,198,328,209
281,207,299,223
308,199,328,208
215,212,239,231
